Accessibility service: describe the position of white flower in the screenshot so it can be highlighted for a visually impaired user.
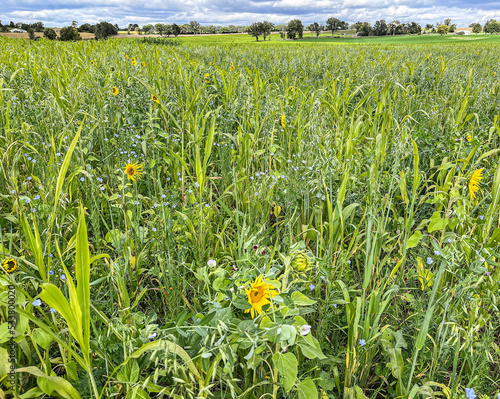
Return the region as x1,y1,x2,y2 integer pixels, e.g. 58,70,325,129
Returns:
300,325,312,336
207,259,217,268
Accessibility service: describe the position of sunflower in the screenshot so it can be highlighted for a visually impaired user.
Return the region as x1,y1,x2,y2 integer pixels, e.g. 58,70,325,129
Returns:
112,86,119,96
126,55,129,59
230,61,234,70
204,73,210,83
141,62,146,67
151,94,160,103
132,60,137,66
469,168,484,199
131,57,136,62
280,114,286,128
90,60,95,65
244,275,279,319
124,160,144,182
466,134,472,142
289,86,294,92
2,258,18,273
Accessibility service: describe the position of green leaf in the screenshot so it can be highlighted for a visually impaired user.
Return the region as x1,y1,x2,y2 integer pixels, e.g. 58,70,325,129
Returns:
16,366,81,399
296,377,318,399
291,291,317,306
272,352,298,392
234,298,252,310
299,334,326,359
406,230,422,249
428,212,448,233
279,324,297,346
117,359,139,383
32,328,53,350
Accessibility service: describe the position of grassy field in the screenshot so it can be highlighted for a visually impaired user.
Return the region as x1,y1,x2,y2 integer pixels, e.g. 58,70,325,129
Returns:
0,36,499,399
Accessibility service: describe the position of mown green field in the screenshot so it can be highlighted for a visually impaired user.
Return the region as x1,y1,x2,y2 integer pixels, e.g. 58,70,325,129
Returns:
0,36,500,399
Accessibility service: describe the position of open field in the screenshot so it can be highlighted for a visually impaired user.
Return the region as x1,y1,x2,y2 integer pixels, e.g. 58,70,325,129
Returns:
0,31,95,39
0,36,500,398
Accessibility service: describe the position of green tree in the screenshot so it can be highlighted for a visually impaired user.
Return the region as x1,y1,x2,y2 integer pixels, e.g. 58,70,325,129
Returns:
373,20,387,36
95,21,118,40
247,22,261,41
171,23,181,37
484,19,500,34
27,28,36,40
59,26,81,41
190,21,201,35
437,24,449,35
287,19,303,40
142,24,154,34
356,22,372,36
326,17,347,36
470,22,482,34
308,22,322,37
425,23,433,31
261,21,274,40
43,28,57,40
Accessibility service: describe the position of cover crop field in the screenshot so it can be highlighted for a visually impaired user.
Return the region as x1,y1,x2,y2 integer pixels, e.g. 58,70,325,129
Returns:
0,37,499,398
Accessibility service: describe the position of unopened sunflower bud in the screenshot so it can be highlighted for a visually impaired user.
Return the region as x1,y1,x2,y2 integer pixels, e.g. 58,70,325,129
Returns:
291,252,310,272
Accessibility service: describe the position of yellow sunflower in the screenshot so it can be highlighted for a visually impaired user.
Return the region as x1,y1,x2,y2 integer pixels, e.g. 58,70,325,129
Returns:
126,55,129,59
90,60,95,65
142,62,146,67
466,134,472,142
204,73,210,83
289,86,294,92
280,114,286,128
244,275,279,319
230,61,234,70
124,160,144,182
132,60,137,66
2,258,18,273
469,168,484,199
151,94,160,103
112,86,119,96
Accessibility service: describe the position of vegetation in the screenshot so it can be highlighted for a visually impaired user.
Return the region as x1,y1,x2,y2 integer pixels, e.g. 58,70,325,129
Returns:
1,36,500,399
59,26,82,41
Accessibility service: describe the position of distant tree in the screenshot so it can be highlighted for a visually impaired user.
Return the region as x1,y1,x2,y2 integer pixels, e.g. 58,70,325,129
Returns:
247,22,261,41
484,19,500,34
27,28,36,40
356,22,372,36
261,21,274,40
409,22,422,34
228,25,237,33
309,22,322,37
72,21,78,28
30,22,44,32
470,22,482,34
78,23,92,32
425,23,433,30
21,23,30,31
134,26,142,35
142,24,154,34
43,28,57,40
449,24,456,33
205,25,217,34
127,23,138,34
171,23,181,37
10,21,15,28
190,21,201,35
287,19,303,39
437,24,449,35
373,20,387,36
155,23,167,36
350,21,363,31
326,17,348,36
95,21,118,39
387,20,400,35
59,26,81,41
444,18,452,27
0,25,7,32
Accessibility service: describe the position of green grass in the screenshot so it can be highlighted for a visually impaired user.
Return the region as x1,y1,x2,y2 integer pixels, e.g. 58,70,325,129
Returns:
0,36,499,399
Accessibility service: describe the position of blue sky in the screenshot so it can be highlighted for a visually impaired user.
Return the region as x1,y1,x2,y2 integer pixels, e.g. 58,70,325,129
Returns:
1,0,499,28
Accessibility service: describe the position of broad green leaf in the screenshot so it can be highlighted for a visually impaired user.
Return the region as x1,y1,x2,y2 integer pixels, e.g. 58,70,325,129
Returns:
16,366,81,399
32,328,53,350
299,334,326,359
291,291,317,306
296,377,318,399
406,230,423,249
272,352,297,392
428,212,448,233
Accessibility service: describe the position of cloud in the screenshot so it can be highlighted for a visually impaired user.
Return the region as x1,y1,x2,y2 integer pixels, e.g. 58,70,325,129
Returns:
1,0,500,27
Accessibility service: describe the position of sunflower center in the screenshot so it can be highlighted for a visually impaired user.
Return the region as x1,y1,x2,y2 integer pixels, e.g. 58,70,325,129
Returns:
7,260,15,269
250,287,265,304
126,166,136,176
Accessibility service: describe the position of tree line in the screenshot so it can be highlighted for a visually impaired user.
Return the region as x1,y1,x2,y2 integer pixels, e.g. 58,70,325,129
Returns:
2,18,500,41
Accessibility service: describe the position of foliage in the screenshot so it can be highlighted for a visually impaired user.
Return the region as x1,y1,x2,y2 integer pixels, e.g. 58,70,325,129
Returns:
43,28,57,40
0,37,500,399
287,19,304,40
437,24,450,35
326,17,348,36
94,21,118,40
59,26,82,41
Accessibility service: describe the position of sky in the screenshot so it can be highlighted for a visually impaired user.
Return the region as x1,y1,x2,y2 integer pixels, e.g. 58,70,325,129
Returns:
1,0,500,28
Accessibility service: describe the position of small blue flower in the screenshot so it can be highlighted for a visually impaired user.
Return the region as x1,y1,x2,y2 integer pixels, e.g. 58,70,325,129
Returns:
48,270,54,275
60,274,66,280
100,187,105,191
152,227,157,232
195,182,200,188
31,208,36,213
49,253,53,258
359,339,366,346
427,257,433,265
347,260,351,264
447,238,452,243
309,283,316,291
465,388,476,399
434,250,440,256
334,304,337,308
161,194,166,198
80,177,84,182
117,194,121,198
10,190,15,194
34,194,40,200
479,215,484,220
27,176,32,180
32,299,41,307
50,308,56,313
